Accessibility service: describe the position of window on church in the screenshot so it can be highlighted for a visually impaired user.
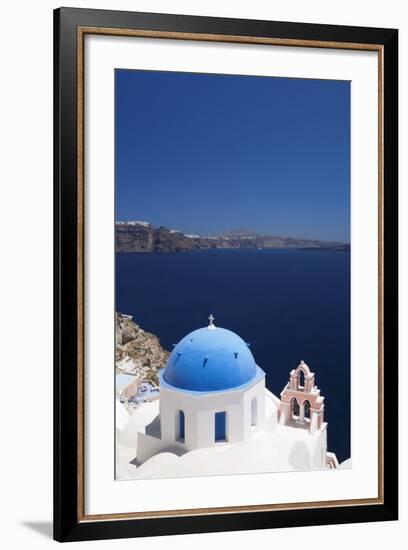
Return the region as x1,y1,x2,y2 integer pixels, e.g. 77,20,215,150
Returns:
215,411,227,442
178,410,185,442
304,400,311,419
251,397,258,426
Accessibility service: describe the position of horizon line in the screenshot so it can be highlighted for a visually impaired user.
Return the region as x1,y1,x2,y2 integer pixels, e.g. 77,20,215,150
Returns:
115,220,350,245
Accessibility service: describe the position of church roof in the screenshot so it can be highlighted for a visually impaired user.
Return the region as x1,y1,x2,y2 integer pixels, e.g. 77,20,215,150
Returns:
163,321,262,392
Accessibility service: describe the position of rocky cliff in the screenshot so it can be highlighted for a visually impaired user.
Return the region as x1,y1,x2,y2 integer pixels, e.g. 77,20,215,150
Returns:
116,312,169,385
115,221,348,253
115,222,214,253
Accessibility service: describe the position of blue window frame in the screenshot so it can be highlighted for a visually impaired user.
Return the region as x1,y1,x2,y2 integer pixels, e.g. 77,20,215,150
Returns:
215,411,226,441
179,410,185,441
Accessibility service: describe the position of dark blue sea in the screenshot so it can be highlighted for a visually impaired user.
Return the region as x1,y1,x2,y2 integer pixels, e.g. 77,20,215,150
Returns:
116,249,350,463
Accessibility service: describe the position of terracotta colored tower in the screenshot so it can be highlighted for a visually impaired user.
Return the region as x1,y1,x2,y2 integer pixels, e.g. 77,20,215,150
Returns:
279,360,325,435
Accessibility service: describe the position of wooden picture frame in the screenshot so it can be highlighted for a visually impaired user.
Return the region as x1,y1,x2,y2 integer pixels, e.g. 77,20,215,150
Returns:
54,7,398,542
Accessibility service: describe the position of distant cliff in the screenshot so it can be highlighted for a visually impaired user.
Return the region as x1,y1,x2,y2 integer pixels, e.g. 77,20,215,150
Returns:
116,221,349,253
116,312,169,384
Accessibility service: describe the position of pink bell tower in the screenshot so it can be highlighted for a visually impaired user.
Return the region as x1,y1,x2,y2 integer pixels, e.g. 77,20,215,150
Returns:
279,360,325,434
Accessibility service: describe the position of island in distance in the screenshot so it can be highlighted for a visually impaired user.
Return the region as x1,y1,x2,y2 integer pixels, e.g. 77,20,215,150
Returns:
116,221,350,253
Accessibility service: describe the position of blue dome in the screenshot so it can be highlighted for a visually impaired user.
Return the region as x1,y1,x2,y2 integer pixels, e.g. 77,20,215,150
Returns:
163,326,258,392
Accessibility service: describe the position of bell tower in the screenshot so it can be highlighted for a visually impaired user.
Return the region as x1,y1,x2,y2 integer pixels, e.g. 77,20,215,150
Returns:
279,360,325,434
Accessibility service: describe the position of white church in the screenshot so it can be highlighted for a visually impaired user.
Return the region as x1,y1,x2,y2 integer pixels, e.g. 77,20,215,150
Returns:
116,315,348,480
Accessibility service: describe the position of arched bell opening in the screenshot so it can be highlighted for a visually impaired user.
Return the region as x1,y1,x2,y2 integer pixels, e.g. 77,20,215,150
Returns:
303,399,311,420
290,396,300,418
298,369,305,390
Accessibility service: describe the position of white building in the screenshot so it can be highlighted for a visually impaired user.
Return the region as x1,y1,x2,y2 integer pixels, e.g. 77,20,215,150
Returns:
117,316,344,479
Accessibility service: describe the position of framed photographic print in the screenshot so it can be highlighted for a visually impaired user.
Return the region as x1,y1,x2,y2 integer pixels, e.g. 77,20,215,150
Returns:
54,7,398,542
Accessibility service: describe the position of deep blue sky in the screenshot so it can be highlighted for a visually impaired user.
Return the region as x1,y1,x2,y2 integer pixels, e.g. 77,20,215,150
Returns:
115,70,350,242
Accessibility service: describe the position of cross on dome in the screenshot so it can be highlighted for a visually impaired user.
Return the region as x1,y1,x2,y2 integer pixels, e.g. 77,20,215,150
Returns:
208,313,216,330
